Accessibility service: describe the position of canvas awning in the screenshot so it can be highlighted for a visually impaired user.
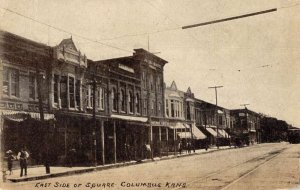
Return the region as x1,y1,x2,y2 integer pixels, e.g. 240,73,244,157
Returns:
206,127,218,137
218,129,230,138
192,124,206,139
111,114,148,123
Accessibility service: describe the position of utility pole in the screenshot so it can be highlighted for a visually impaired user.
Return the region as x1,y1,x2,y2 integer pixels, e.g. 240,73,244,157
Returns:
208,85,223,149
35,61,50,174
88,71,102,167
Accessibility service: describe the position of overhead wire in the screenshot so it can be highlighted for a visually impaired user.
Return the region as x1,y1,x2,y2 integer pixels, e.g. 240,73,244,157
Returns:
0,7,132,53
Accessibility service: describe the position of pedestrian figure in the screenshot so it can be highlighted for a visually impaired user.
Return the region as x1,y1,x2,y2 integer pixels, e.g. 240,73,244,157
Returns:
6,150,15,175
178,141,182,155
17,147,29,177
187,142,191,154
205,139,208,151
68,148,76,167
143,144,152,159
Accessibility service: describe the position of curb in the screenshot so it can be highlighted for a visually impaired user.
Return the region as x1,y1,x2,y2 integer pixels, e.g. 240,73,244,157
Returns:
8,147,232,183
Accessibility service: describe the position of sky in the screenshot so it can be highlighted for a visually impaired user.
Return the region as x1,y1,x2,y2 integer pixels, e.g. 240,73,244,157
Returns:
0,0,299,127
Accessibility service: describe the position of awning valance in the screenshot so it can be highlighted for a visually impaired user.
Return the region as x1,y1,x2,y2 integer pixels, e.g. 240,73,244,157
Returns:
111,114,148,123
192,124,206,139
177,132,192,139
169,122,187,129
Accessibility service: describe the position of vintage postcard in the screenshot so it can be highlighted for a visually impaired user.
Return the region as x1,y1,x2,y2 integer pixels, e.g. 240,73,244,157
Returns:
0,0,300,190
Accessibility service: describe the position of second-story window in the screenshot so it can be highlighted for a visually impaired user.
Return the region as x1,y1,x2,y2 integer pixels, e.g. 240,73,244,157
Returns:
53,75,59,104
75,80,81,109
69,76,75,108
165,99,169,117
171,100,175,117
112,88,118,112
157,76,161,93
150,74,154,91
60,76,67,108
143,99,147,115
29,72,36,100
85,85,93,109
142,71,147,88
97,87,104,110
135,93,140,114
120,89,126,112
129,91,134,113
2,67,19,98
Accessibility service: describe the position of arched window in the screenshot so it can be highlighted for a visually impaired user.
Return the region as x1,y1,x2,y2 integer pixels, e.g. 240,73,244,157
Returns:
129,91,134,113
112,87,118,112
121,89,126,112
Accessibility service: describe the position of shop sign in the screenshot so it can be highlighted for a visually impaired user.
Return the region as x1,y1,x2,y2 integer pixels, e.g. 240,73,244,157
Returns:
151,120,169,126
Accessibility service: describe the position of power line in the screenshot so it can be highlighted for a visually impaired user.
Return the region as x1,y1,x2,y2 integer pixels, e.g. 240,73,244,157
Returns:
0,7,132,53
182,8,277,29
142,0,204,46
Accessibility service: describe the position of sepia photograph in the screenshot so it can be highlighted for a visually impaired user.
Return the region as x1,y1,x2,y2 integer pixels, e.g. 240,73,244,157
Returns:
0,0,300,189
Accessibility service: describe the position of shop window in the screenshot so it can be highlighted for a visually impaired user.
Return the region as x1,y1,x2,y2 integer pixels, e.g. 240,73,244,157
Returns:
53,75,59,104
29,72,36,99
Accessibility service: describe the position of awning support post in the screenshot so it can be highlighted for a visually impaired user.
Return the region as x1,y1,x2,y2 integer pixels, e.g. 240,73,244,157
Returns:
113,120,117,164
101,120,105,165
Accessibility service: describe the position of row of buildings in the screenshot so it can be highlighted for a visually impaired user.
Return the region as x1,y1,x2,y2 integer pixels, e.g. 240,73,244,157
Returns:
0,30,291,166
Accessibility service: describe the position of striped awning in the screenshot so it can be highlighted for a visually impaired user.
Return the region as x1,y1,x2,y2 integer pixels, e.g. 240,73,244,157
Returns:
1,110,55,121
177,132,192,139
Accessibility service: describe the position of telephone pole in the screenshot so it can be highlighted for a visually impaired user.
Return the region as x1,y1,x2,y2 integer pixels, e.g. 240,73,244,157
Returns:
208,85,223,149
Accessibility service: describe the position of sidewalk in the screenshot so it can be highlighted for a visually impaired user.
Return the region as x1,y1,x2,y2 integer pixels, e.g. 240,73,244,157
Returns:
4,146,232,183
